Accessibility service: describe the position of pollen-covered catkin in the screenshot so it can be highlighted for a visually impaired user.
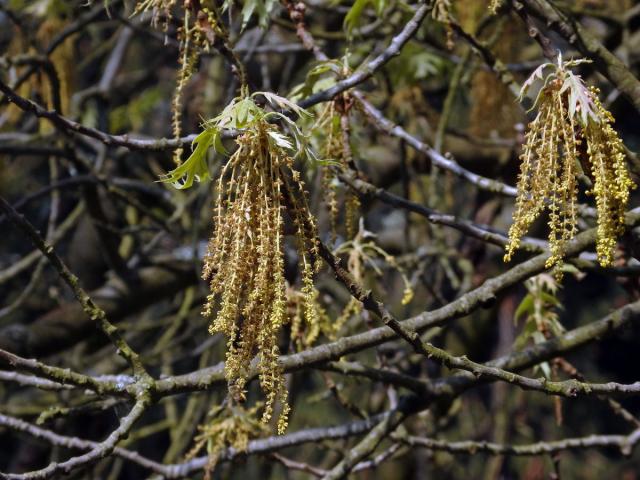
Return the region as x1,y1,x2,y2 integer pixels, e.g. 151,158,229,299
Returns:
162,92,323,434
202,122,319,434
583,89,634,267
505,59,634,274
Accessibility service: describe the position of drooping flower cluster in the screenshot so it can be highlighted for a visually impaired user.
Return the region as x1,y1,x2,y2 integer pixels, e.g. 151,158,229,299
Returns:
288,284,334,350
583,94,634,265
315,102,361,243
186,404,267,480
291,58,362,243
164,94,320,434
134,1,221,163
432,0,454,49
333,220,414,329
505,55,635,272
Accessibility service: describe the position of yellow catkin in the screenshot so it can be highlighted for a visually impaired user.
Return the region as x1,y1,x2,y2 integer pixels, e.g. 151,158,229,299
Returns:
289,284,341,350
584,90,635,266
316,103,361,242
489,0,502,14
202,121,319,434
505,74,635,274
186,404,266,480
333,223,414,327
432,0,454,49
134,2,214,164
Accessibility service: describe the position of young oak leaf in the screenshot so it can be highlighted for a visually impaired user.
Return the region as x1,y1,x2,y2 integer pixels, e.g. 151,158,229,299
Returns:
257,91,312,119
344,0,387,33
161,128,226,189
561,72,598,126
517,62,553,101
267,131,294,150
162,93,317,190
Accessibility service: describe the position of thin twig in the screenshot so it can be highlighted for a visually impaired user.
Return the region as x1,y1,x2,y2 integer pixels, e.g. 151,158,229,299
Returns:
0,196,151,380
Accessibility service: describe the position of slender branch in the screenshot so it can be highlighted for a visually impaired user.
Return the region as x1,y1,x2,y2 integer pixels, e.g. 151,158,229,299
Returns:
0,371,70,391
351,443,403,473
353,91,518,196
437,297,640,397
449,21,521,98
405,429,640,457
319,360,430,393
512,0,640,112
0,196,151,380
298,1,433,109
0,348,130,396
0,413,173,476
271,453,326,477
0,78,203,150
322,410,408,480
339,171,546,252
1,399,150,480
0,203,84,286
409,313,640,398
283,0,329,62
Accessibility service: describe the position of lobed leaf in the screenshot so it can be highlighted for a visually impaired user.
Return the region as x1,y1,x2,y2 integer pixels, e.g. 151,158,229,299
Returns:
160,128,225,189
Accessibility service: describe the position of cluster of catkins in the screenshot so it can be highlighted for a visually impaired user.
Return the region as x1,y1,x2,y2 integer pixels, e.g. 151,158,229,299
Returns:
505,63,634,273
201,121,320,434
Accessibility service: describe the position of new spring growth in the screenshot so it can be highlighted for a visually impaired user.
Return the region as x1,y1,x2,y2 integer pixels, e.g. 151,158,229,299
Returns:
134,2,226,164
505,54,635,274
489,0,502,14
162,93,321,434
333,219,414,330
186,403,267,480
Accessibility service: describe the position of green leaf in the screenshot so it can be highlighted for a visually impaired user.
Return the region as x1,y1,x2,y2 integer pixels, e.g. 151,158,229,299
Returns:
538,361,552,380
257,91,312,118
209,97,261,129
386,42,446,87
514,294,534,324
532,331,547,345
539,291,561,308
518,62,552,101
235,0,276,30
314,158,344,168
514,319,537,349
289,61,343,100
344,0,388,33
268,131,293,150
236,98,251,127
266,111,320,164
210,98,242,128
344,0,368,32
160,128,222,189
548,318,566,336
562,72,598,126
212,131,227,155
559,263,582,277
240,0,258,30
